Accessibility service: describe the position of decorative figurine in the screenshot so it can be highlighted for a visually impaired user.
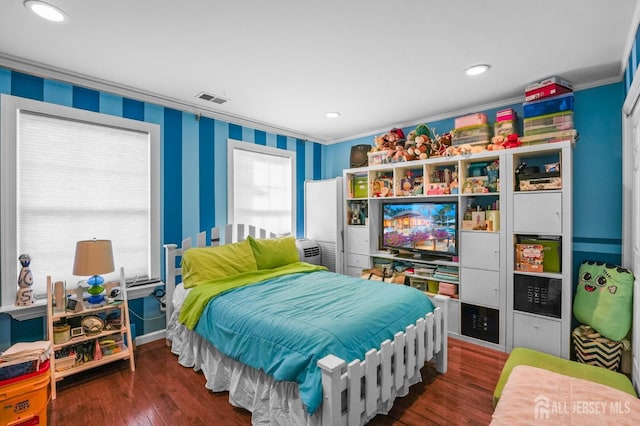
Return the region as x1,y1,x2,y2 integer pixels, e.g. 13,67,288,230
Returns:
16,253,35,306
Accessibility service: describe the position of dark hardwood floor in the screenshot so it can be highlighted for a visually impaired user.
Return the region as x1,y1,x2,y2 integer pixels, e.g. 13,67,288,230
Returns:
48,337,509,425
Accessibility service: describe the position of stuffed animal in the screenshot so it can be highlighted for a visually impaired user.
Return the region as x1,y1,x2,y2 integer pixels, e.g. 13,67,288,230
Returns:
413,135,430,159
573,261,634,341
414,124,433,140
390,127,405,141
406,130,416,144
392,141,409,162
404,139,418,161
488,135,506,151
445,145,462,157
503,133,521,148
429,133,453,157
371,135,385,152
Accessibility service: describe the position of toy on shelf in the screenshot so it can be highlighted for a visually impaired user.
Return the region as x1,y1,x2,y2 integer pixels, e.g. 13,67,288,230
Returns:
371,172,393,197
16,253,35,306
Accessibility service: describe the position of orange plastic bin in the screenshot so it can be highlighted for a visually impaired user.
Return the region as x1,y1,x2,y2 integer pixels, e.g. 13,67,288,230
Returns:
0,360,50,426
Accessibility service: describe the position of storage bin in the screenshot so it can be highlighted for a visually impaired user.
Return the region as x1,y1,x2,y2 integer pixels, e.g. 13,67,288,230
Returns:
523,111,573,136
451,124,491,145
461,303,499,344
573,325,624,371
496,108,517,122
0,360,50,426
525,82,573,102
438,282,458,298
98,338,124,356
494,120,517,137
351,175,368,198
455,113,488,128
523,93,574,118
513,274,562,318
367,150,393,165
54,354,76,372
409,277,428,292
519,129,578,146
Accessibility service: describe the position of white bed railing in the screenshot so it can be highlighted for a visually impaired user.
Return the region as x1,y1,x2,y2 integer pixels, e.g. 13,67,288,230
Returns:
319,295,447,426
164,224,448,426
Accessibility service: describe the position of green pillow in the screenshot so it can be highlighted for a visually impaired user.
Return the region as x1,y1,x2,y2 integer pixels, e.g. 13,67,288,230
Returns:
573,261,634,341
247,235,300,270
181,239,257,288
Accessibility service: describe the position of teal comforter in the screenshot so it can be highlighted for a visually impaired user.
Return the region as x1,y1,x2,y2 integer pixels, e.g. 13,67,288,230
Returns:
191,269,434,415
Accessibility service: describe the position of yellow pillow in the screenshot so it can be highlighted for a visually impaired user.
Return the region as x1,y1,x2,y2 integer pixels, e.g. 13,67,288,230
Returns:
181,239,257,288
247,235,300,270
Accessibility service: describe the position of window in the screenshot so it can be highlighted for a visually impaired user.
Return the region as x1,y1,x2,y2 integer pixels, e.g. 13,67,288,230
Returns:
227,139,295,235
0,95,160,308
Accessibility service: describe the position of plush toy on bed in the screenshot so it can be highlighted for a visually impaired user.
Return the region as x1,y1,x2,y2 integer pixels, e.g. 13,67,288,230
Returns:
573,260,635,341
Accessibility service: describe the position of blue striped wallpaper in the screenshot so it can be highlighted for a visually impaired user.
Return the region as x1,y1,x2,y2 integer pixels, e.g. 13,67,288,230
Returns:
0,67,323,343
0,68,322,248
624,22,640,94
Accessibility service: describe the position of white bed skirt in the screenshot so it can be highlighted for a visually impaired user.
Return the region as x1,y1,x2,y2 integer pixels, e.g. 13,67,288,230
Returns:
167,310,403,425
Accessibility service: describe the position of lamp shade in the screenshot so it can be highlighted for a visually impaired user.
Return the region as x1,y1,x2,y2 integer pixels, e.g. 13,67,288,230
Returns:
73,239,115,276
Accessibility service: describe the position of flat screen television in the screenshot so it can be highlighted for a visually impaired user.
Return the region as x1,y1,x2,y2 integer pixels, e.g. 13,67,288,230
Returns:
381,200,458,260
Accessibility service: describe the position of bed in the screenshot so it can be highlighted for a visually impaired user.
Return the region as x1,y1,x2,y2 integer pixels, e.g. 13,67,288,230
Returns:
164,224,448,425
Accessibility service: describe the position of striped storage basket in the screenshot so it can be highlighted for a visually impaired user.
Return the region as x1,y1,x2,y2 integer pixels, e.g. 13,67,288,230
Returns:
573,325,624,371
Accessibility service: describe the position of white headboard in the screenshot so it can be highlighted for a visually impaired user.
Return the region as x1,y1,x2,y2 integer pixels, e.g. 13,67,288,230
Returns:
163,224,276,333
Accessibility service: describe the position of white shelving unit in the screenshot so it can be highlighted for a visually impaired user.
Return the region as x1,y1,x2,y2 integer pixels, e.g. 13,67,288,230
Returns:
505,142,573,358
342,141,574,356
46,273,135,399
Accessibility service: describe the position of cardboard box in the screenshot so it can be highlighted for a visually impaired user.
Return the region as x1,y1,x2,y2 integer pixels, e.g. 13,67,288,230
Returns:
521,238,561,272
516,244,544,272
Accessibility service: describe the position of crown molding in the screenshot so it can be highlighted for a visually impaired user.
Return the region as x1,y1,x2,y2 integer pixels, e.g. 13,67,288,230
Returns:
0,53,318,144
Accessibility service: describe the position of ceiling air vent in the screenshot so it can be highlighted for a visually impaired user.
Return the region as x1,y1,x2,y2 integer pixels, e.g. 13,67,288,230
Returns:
196,91,228,105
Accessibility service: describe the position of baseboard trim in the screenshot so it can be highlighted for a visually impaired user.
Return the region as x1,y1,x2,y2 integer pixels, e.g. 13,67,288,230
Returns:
135,329,166,346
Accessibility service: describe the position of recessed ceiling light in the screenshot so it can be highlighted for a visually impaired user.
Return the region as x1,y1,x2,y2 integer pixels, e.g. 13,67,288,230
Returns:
24,0,68,23
465,64,490,76
325,112,341,119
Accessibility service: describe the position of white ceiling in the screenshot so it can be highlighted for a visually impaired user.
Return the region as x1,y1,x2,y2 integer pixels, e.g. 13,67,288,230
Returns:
0,0,637,144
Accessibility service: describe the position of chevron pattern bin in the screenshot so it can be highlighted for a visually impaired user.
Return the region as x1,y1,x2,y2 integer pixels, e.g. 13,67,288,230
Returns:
573,325,624,371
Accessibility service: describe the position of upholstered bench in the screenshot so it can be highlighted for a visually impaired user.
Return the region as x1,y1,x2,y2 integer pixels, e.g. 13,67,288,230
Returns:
493,347,637,407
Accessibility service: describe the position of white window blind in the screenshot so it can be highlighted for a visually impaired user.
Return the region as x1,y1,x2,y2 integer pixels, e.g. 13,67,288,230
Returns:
229,141,295,235
1,95,160,307
17,112,150,296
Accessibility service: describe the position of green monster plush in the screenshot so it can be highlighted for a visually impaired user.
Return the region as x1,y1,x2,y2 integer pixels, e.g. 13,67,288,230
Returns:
573,261,634,341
